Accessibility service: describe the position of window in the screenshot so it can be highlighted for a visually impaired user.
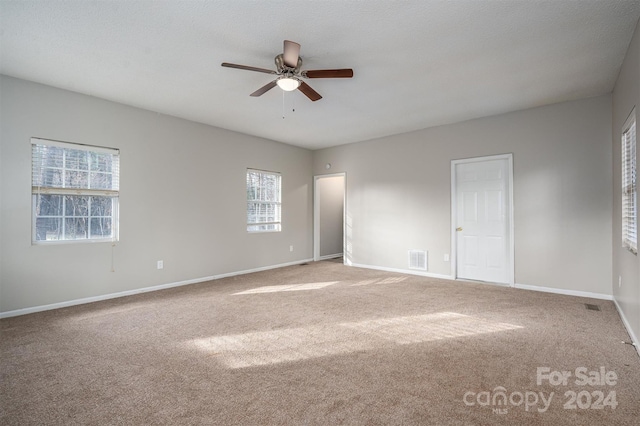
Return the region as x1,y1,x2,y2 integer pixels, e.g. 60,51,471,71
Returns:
246,169,281,232
622,110,637,254
31,138,120,243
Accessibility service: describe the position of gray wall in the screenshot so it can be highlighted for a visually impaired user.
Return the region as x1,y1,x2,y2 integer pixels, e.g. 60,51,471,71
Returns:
0,75,313,313
0,69,624,315
313,95,613,295
317,175,344,257
612,19,640,344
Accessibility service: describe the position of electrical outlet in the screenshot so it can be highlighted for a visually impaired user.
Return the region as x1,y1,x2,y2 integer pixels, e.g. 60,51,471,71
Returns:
290,245,294,252
444,254,450,262
157,260,164,270
619,276,622,288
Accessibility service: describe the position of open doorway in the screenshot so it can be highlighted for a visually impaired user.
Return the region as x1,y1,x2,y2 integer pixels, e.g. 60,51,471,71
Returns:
314,174,346,262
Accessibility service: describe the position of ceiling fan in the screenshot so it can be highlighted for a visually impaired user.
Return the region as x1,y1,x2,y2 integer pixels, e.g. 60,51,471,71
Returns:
221,40,354,101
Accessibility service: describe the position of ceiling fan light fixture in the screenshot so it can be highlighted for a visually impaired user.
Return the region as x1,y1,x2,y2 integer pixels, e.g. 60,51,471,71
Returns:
277,77,300,91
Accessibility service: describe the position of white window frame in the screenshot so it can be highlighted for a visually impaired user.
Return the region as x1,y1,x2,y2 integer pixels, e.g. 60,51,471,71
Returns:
622,109,637,254
246,169,282,233
31,138,120,244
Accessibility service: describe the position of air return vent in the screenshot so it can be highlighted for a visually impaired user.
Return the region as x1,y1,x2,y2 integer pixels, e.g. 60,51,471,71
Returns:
409,250,427,271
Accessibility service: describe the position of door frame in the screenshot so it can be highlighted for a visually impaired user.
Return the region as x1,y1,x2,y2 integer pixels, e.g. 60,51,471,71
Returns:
450,154,514,286
313,172,347,262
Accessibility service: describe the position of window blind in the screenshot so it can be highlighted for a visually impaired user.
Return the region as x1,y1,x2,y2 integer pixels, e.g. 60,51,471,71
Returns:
246,169,281,232
32,138,120,196
622,112,637,254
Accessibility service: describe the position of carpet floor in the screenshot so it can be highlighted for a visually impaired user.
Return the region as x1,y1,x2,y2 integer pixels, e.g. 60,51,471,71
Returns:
1,260,639,425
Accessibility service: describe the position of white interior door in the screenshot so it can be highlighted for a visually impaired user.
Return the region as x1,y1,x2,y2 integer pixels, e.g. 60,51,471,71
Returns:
454,156,513,284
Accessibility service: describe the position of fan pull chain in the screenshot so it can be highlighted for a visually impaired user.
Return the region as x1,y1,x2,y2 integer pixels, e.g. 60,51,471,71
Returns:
282,90,285,119
281,91,296,119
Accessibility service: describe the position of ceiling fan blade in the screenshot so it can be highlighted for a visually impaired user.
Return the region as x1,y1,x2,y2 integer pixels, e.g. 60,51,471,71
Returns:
221,62,277,75
283,40,301,68
298,81,322,101
250,80,278,97
304,69,354,78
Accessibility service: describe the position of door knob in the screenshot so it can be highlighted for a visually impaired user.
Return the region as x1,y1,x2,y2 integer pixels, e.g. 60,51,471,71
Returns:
456,227,463,231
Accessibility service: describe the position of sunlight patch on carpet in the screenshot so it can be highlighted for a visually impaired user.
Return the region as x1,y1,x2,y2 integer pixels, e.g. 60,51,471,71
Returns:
340,312,523,344
350,276,408,286
232,281,339,295
189,312,522,368
192,326,368,368
58,303,148,323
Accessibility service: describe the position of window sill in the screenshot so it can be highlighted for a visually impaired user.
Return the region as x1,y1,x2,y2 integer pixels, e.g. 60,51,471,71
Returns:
32,238,118,246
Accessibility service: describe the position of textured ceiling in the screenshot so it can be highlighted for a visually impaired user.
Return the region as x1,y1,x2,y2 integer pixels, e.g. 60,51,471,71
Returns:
1,1,639,150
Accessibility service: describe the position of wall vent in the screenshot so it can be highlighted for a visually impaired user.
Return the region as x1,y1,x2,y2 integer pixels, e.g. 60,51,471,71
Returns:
408,250,427,271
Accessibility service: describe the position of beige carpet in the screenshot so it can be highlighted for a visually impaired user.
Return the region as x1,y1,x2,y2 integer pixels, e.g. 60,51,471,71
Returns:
1,261,639,425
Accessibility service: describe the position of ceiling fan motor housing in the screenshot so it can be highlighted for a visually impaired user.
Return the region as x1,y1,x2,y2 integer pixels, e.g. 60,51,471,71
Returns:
275,54,302,74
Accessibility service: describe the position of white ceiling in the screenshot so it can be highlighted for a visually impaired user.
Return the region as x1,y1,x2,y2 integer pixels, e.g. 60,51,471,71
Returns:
1,1,639,150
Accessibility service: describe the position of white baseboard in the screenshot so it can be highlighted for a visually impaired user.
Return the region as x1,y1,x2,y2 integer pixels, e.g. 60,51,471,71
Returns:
0,258,313,319
350,262,453,280
350,263,615,300
318,253,343,261
0,276,214,319
612,298,640,358
211,258,313,280
514,283,613,301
